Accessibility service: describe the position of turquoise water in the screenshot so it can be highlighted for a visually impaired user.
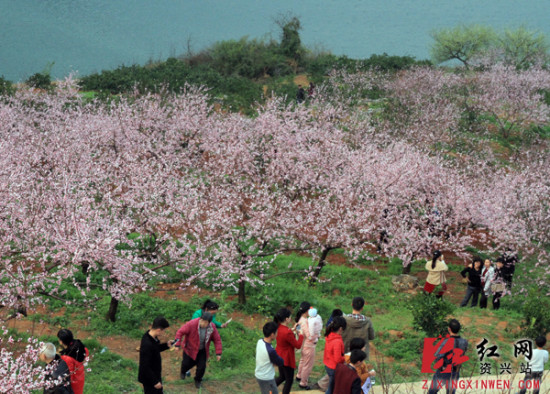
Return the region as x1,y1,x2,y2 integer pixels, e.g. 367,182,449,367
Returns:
1,0,550,81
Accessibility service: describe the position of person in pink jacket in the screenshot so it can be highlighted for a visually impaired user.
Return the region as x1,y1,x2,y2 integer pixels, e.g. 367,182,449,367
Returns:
175,312,222,389
296,304,322,390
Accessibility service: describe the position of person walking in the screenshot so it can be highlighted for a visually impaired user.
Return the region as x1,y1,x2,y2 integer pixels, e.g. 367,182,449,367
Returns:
175,312,222,389
138,317,174,394
479,259,495,309
342,297,375,359
57,329,89,394
459,257,482,307
323,316,347,394
39,342,73,394
427,319,468,394
424,250,448,298
296,303,321,390
255,321,284,394
274,308,304,394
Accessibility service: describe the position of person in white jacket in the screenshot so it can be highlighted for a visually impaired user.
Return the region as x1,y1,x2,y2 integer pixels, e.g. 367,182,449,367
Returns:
423,250,449,298
479,259,495,309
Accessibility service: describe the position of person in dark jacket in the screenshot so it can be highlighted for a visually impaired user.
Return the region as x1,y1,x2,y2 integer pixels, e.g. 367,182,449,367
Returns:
427,319,468,394
39,342,73,394
500,249,517,289
459,257,482,307
331,349,367,394
57,329,89,394
138,316,174,394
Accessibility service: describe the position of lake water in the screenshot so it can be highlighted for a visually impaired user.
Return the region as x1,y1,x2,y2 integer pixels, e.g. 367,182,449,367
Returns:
1,0,550,81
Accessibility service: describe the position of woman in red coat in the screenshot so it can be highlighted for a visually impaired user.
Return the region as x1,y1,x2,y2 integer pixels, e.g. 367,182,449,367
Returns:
57,329,89,394
274,308,304,394
323,316,347,394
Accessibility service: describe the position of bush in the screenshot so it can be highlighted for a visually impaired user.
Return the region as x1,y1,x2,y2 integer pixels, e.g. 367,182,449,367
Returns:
0,76,15,96
26,72,52,90
208,37,288,79
409,293,455,337
521,290,550,338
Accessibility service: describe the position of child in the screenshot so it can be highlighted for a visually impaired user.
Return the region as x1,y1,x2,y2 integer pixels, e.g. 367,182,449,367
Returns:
255,321,284,394
519,336,548,394
344,338,375,385
308,307,323,342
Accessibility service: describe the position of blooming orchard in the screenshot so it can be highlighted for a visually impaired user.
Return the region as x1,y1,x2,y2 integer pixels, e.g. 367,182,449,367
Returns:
0,64,549,387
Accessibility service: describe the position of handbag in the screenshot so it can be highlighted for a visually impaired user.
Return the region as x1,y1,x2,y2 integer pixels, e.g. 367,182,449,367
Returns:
491,282,506,293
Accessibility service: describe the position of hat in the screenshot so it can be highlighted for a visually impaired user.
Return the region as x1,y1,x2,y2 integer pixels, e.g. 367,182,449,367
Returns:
308,307,318,318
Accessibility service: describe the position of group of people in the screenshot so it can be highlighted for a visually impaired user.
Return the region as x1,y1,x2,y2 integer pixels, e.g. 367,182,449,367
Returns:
424,250,516,309
138,300,225,393
38,329,88,394
137,296,376,394
255,296,376,394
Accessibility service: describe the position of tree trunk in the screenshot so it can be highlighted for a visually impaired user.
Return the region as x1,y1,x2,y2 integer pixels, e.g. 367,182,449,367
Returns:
107,296,119,322
401,264,412,275
310,247,332,285
16,306,27,317
81,261,89,275
237,280,246,305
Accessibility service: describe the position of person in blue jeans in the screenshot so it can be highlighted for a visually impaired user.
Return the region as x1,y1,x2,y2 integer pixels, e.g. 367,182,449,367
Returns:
428,319,468,394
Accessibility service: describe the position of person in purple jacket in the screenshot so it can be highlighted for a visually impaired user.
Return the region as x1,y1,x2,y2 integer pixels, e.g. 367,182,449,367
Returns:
255,321,284,394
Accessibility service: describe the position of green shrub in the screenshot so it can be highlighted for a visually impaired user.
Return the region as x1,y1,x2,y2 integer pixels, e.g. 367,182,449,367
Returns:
409,293,455,337
521,290,550,338
26,72,52,90
0,76,15,96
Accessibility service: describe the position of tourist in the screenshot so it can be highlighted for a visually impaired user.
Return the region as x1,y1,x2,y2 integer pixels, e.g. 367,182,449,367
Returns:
342,297,375,358
344,338,375,385
274,308,304,394
40,342,73,394
175,312,222,389
326,309,343,328
192,299,228,329
296,303,321,390
138,317,174,394
308,82,315,98
519,336,548,394
57,329,89,394
500,248,517,289
479,259,495,309
491,259,507,310
424,250,448,298
323,316,347,394
331,349,367,394
459,257,482,307
427,319,468,394
296,85,306,103
255,321,284,394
